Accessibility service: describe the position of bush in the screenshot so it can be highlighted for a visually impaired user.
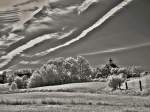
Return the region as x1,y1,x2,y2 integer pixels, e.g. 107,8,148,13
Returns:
14,69,34,77
14,76,24,89
126,66,144,78
110,68,118,74
0,71,7,84
9,82,18,91
7,75,14,85
99,65,110,78
108,75,125,90
28,71,44,88
117,67,128,74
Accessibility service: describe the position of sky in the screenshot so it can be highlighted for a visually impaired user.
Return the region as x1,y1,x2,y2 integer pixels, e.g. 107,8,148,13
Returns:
0,0,150,71
0,0,49,10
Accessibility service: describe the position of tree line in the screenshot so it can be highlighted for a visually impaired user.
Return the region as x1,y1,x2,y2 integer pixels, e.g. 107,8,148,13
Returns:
0,56,148,90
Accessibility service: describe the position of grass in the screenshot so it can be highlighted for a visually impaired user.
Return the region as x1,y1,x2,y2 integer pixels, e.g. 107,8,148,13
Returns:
0,77,149,96
0,76,149,112
0,83,9,93
0,79,150,112
121,75,150,96
0,98,64,105
0,92,150,112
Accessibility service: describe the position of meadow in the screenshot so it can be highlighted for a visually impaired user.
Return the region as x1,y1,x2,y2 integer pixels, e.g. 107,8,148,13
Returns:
0,83,150,112
0,75,150,112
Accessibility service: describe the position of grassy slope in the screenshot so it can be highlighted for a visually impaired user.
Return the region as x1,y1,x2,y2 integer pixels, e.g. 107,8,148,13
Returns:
28,81,107,93
0,91,150,112
0,75,149,94
122,75,150,95
0,84,9,93
0,77,150,111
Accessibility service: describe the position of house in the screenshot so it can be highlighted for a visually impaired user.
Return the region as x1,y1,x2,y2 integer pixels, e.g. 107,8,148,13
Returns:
106,58,118,69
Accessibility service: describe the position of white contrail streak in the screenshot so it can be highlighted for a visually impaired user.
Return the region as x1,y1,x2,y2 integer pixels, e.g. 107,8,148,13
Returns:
0,0,133,68
34,0,133,57
77,0,99,15
0,30,74,68
79,42,150,56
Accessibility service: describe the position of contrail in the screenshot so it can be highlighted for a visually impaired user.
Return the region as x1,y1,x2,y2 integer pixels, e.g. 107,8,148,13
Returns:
80,42,150,56
77,0,99,15
0,30,74,68
0,0,133,69
34,0,134,57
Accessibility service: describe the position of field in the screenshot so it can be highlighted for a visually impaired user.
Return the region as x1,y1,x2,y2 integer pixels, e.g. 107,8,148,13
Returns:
0,92,150,112
0,77,150,112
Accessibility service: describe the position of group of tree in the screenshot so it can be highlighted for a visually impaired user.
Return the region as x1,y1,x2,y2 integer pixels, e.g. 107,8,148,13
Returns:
28,56,93,88
93,62,146,90
6,69,34,90
0,56,149,90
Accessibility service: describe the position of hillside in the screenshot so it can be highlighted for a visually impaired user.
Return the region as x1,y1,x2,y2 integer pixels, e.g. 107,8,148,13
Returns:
0,80,150,112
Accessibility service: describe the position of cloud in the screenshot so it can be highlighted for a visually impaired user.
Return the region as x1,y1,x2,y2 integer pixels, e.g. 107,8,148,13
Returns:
80,42,150,56
0,0,133,69
19,60,40,64
77,0,99,15
33,0,133,57
0,29,75,68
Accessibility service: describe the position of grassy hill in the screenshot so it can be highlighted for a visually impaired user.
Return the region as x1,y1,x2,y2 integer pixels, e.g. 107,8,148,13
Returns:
122,75,150,95
0,80,150,112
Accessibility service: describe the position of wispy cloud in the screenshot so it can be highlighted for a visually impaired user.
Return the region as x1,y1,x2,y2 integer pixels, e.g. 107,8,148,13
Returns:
33,0,133,57
19,60,40,65
80,42,150,56
0,29,75,68
77,0,99,15
0,0,133,69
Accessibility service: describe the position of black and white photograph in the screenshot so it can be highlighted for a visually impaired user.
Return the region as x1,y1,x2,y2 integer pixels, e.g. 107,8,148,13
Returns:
0,0,150,111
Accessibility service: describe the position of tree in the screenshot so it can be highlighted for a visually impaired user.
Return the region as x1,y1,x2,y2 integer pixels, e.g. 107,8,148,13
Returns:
99,65,110,78
9,82,18,91
65,57,79,81
108,74,125,90
27,56,94,88
14,76,24,89
28,71,43,88
77,56,92,81
130,66,144,77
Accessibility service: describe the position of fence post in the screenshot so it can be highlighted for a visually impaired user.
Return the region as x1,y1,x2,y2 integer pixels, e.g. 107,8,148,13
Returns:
125,81,128,90
139,80,142,91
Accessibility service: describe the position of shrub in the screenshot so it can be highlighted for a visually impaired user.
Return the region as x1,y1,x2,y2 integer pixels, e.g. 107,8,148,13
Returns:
14,69,34,77
117,67,128,74
127,66,144,78
99,65,110,78
7,75,14,85
22,75,28,81
14,76,24,89
0,71,7,84
9,82,18,91
108,75,125,90
27,71,44,88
